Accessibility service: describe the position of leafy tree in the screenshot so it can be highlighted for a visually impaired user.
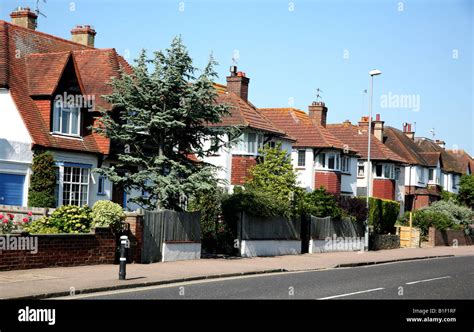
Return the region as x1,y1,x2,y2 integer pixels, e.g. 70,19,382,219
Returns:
28,151,56,208
94,37,233,210
458,174,474,209
245,142,299,204
301,187,342,219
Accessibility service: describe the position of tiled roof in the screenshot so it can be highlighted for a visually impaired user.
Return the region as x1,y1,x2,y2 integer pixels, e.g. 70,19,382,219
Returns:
213,92,287,136
415,138,465,174
418,152,441,167
26,52,71,96
384,127,430,166
0,20,132,155
446,149,474,174
326,123,406,162
259,108,349,150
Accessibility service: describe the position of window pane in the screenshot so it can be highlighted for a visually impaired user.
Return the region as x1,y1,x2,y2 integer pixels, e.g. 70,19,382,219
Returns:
328,155,335,169
384,165,390,178
53,105,61,132
247,133,256,153
71,108,79,135
298,150,305,167
376,165,383,177
61,109,70,134
319,153,326,168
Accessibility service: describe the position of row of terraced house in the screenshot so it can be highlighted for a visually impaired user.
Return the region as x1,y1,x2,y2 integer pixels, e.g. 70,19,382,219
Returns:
1,8,473,214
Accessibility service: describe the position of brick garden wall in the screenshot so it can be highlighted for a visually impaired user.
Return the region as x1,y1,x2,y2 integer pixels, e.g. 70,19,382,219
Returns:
0,227,115,271
125,211,144,263
428,227,473,247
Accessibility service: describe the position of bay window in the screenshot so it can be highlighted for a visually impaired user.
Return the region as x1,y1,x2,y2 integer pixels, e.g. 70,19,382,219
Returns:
53,102,81,136
341,156,350,173
237,132,264,155
315,152,341,171
374,163,395,180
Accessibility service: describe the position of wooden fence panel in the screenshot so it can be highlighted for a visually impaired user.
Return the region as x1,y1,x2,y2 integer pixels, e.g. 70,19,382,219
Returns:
141,210,201,263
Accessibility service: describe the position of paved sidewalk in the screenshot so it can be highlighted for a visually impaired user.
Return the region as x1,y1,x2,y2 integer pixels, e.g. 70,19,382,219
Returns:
0,246,472,299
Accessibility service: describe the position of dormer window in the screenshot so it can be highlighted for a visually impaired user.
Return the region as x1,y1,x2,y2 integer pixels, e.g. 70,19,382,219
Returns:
53,102,81,136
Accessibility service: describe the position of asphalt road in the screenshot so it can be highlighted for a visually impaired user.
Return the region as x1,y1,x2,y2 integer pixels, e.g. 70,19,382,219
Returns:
76,256,474,300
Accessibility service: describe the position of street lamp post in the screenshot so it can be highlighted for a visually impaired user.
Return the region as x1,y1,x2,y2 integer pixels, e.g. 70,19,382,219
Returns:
365,69,382,251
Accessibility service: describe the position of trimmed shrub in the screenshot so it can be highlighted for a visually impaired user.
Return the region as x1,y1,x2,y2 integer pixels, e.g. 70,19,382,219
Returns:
366,197,400,234
28,151,56,208
91,200,125,232
23,216,60,234
49,205,93,234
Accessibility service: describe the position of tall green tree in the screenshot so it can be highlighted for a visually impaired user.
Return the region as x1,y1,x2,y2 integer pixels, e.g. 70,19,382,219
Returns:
28,151,56,208
95,37,232,210
245,143,299,203
458,174,474,209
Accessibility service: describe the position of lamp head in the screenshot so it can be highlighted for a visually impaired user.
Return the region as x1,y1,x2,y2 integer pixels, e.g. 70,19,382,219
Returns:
369,69,382,76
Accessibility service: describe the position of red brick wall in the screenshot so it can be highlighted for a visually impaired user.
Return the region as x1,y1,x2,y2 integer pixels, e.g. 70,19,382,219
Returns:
314,171,341,196
428,227,473,247
125,213,143,263
372,178,395,200
413,195,431,209
0,227,116,271
231,155,257,185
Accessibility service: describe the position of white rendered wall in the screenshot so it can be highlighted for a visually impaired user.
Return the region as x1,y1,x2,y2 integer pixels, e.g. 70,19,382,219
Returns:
162,242,201,262
240,240,301,257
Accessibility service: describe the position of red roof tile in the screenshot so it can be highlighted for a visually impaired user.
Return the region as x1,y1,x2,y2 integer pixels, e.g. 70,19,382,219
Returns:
214,92,286,135
260,108,349,150
327,123,406,162
0,20,132,155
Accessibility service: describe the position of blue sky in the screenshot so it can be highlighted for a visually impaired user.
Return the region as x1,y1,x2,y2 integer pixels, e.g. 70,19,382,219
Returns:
1,0,473,154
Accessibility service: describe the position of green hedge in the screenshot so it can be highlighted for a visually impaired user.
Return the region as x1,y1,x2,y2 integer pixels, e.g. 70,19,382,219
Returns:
366,197,400,234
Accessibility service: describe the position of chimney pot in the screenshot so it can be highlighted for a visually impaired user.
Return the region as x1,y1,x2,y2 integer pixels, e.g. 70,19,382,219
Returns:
10,7,38,30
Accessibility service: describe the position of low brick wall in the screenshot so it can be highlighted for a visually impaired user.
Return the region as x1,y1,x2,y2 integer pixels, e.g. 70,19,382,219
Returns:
0,227,115,271
428,227,473,247
124,211,144,263
370,234,400,250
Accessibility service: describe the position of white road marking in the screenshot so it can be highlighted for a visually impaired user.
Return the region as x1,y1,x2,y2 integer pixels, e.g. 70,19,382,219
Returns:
405,276,451,285
318,287,385,300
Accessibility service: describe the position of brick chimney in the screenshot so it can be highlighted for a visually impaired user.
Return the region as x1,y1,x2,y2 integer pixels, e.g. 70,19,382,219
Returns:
358,116,373,135
373,114,385,142
435,139,446,150
226,66,249,101
403,123,415,140
71,25,96,47
308,101,328,127
10,7,37,30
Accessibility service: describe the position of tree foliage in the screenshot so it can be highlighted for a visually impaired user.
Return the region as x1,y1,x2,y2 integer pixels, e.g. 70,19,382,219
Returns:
28,151,56,208
245,143,299,204
458,174,474,209
94,37,233,210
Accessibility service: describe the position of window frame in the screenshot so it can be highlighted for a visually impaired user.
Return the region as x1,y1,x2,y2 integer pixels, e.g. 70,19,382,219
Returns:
52,102,81,137
297,150,306,167
55,163,91,207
